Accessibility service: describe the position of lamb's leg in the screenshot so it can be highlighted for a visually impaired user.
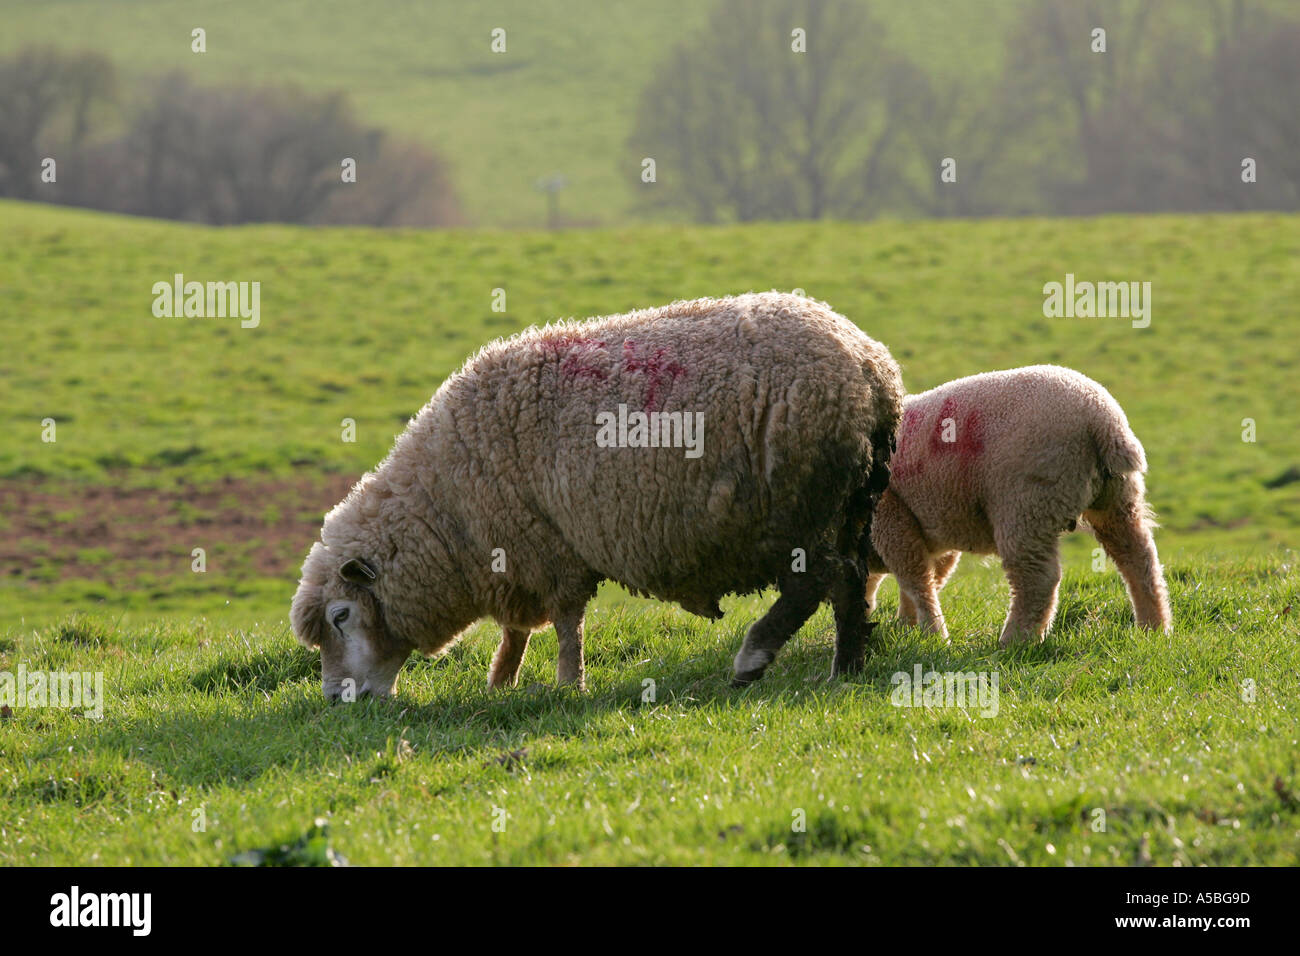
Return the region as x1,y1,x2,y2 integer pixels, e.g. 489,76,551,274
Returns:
872,491,945,638
997,537,1062,646
732,565,828,686
933,550,961,592
488,627,531,689
864,572,886,615
830,560,878,677
897,589,918,625
554,607,587,690
1085,495,1172,633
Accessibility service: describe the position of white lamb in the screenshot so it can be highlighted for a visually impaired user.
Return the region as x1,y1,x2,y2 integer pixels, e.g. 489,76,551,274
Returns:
865,365,1172,645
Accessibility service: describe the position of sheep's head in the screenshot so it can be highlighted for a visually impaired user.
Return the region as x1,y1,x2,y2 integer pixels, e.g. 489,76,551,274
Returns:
291,542,413,700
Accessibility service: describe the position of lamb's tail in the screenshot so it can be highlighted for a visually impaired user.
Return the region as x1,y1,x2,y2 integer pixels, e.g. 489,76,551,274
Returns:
1085,398,1155,527
1082,409,1171,632
1090,401,1147,477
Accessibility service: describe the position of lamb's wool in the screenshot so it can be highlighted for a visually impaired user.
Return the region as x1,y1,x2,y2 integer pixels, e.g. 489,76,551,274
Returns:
292,292,903,692
865,365,1171,644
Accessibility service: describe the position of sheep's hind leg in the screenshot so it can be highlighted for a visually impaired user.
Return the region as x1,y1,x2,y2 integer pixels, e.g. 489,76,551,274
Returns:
488,627,531,689
554,607,587,691
933,550,961,592
830,560,878,677
732,567,828,687
897,589,919,625
1085,492,1172,633
997,537,1062,647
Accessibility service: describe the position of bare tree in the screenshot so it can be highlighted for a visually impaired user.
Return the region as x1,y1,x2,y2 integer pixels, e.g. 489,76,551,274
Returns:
629,0,916,221
0,56,462,227
0,48,116,199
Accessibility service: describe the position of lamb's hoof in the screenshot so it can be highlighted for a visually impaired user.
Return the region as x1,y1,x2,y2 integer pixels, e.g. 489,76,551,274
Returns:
731,669,765,688
998,631,1043,649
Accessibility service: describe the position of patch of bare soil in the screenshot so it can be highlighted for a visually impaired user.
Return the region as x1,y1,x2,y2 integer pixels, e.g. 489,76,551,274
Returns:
0,473,357,583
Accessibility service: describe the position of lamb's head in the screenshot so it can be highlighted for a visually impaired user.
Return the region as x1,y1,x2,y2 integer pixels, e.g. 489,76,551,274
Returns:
291,542,413,700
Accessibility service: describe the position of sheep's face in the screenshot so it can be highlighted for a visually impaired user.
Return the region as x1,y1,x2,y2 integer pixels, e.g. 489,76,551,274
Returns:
291,545,413,701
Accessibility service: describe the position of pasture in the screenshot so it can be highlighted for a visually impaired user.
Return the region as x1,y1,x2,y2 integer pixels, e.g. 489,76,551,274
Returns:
1,200,1297,863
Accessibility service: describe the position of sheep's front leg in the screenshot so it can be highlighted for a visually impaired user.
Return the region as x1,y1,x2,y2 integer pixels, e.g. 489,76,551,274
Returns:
488,627,531,689
897,590,919,625
554,607,587,690
831,559,878,677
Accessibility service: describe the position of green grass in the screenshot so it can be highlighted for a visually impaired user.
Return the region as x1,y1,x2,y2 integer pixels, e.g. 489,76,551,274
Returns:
2,199,1298,863
2,558,1296,865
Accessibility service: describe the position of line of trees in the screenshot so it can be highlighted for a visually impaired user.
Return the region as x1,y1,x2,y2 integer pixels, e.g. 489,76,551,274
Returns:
629,0,1300,221
3,0,1296,227
0,48,460,226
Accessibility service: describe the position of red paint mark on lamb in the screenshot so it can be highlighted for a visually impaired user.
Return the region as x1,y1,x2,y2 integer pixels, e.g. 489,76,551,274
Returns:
928,397,984,465
622,340,686,411
889,405,926,481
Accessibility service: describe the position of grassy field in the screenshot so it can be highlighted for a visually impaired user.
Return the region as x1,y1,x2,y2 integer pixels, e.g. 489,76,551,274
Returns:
2,199,1298,863
2,559,1296,865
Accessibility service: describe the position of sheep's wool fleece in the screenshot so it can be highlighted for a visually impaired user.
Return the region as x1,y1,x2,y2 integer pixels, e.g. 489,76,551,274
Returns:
304,292,903,653
886,364,1146,555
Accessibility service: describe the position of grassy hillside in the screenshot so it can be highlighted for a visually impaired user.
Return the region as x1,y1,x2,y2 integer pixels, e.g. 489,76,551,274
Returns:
0,0,1028,226
2,201,1297,865
4,200,1297,596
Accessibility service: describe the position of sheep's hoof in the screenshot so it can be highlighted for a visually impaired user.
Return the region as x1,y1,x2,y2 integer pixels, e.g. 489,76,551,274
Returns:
731,646,774,687
831,656,865,678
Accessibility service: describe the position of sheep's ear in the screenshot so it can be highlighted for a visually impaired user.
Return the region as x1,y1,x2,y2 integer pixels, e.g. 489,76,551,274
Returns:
339,557,378,587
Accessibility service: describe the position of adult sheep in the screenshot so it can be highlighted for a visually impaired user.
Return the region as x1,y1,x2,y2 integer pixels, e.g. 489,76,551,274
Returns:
865,365,1172,646
291,292,903,698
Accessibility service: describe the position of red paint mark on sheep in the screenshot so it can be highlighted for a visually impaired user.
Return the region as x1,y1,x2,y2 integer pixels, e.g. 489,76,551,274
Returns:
622,340,686,411
928,397,984,465
540,336,609,382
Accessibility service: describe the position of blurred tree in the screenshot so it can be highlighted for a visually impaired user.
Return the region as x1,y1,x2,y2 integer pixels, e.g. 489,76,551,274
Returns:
0,48,116,199
0,48,460,226
628,0,916,221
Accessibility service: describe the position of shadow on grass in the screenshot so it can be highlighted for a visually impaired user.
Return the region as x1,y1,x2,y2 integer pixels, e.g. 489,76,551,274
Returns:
79,611,1102,793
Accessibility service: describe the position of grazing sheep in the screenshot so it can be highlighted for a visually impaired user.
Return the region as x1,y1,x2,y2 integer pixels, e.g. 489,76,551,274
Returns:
291,292,903,698
864,365,1171,645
